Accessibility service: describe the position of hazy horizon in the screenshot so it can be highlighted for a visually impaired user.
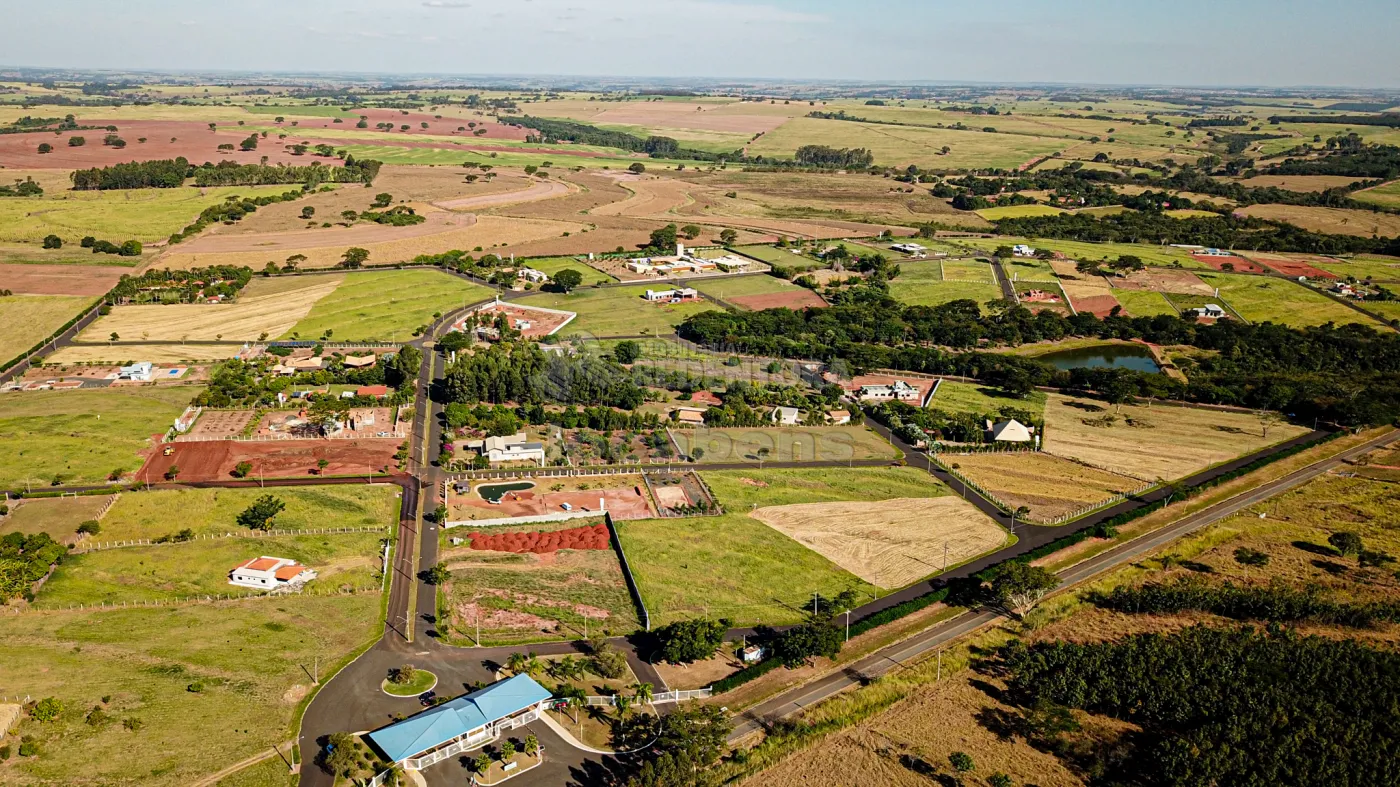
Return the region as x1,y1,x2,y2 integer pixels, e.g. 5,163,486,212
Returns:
8,0,1400,89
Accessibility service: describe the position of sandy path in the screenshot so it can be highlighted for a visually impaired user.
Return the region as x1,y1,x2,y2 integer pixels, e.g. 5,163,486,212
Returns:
432,178,573,211
168,209,475,254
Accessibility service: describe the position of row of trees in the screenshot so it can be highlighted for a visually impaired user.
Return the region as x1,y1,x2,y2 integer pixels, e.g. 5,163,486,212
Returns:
515,115,731,161
69,157,383,190
436,342,647,411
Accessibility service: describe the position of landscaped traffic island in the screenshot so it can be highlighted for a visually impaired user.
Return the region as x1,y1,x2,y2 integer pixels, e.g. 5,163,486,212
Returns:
382,667,437,697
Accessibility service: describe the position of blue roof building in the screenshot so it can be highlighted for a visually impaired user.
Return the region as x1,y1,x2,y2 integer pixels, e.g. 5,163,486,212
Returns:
367,674,553,764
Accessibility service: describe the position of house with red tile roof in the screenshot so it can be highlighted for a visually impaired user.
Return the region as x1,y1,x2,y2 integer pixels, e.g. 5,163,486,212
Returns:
229,556,317,590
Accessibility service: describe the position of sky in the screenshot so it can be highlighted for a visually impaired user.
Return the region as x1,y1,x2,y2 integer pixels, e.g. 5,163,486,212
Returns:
7,0,1400,88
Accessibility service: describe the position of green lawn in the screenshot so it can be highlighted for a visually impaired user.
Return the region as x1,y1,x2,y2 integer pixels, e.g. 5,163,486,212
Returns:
731,244,817,266
520,256,616,285
701,466,949,509
36,531,386,607
0,594,379,786
617,513,876,626
1194,272,1385,328
942,260,996,282
692,273,808,299
888,261,1002,309
960,237,1207,269
281,269,494,341
382,669,437,696
1112,288,1179,317
0,185,294,245
674,426,899,464
0,495,112,540
1312,255,1400,282
929,380,1047,419
515,284,719,338
0,387,196,489
95,485,401,541
0,294,95,366
975,204,1065,220
1000,257,1059,282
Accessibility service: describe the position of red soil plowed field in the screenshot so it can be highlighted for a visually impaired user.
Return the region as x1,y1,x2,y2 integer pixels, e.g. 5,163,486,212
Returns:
1192,254,1267,274
0,263,128,295
137,438,399,483
1241,254,1338,279
454,484,655,521
465,522,611,553
728,290,828,311
1070,292,1121,317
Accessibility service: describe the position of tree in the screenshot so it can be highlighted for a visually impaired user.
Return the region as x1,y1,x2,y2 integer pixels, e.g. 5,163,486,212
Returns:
949,751,975,774
316,458,330,475
321,731,357,777
285,253,307,269
236,495,285,530
628,162,646,174
340,210,359,223
388,664,415,684
613,340,641,365
420,561,450,585
341,247,369,268
473,753,491,775
109,332,119,344
649,223,678,251
1257,410,1284,438
680,224,701,240
68,135,85,147
756,446,770,467
772,620,843,667
37,143,52,154
523,734,539,757
552,268,583,293
631,682,654,705
30,697,63,723
372,193,393,208
230,461,253,479
300,206,315,219
987,562,1058,617
499,740,516,762
42,234,62,249
1328,531,1364,559
164,465,181,481
655,617,729,663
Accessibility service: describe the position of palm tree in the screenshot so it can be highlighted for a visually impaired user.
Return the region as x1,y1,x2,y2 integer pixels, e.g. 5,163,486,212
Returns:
506,651,532,675
558,684,587,736
614,693,633,719
523,734,540,758
631,682,654,706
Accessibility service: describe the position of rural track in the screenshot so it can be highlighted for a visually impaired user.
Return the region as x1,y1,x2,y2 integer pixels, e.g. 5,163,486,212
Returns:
727,427,1398,742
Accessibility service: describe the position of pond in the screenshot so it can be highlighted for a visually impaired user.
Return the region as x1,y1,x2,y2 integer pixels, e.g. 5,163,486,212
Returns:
1036,344,1161,374
475,481,536,503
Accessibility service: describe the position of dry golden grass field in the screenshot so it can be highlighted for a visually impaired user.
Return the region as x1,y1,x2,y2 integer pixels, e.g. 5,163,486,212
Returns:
1236,174,1367,192
1040,394,1310,481
81,274,343,341
749,497,1007,589
948,451,1142,521
47,342,244,364
1235,204,1400,239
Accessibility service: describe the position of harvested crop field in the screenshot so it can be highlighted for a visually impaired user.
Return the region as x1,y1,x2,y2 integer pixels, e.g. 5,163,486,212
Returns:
135,437,399,483
1110,267,1214,295
174,205,476,254
1237,204,1400,239
0,263,128,295
1237,253,1337,279
433,178,573,211
460,522,612,553
1041,394,1311,481
47,342,243,365
750,497,1006,588
0,294,94,364
81,274,342,341
946,451,1142,522
1237,174,1369,192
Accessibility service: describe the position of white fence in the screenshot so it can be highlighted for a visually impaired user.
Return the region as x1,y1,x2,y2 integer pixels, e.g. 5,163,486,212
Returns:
74,525,386,553
443,510,599,530
583,688,711,707
3,585,380,616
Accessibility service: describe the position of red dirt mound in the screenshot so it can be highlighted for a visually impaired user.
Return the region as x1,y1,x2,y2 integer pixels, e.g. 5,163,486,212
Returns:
467,522,611,553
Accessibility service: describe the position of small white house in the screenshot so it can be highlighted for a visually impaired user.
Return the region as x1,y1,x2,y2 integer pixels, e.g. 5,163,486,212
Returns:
466,432,546,465
644,288,698,302
740,644,766,663
857,380,921,402
229,556,317,590
1012,244,1036,257
1191,304,1227,319
516,268,549,284
891,242,927,254
771,406,801,426
118,362,154,382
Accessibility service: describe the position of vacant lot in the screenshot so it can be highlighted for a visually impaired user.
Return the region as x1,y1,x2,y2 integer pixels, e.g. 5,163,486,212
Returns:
137,437,399,484
0,185,294,244
94,485,400,541
1313,255,1400,282
37,530,385,607
1111,288,1178,317
0,294,94,364
515,284,719,337
282,269,493,341
1041,394,1310,481
751,497,1006,588
694,274,826,310
521,255,616,285
941,260,995,282
975,204,1064,220
82,274,342,342
748,117,1069,170
1237,203,1400,239
47,342,244,364
929,381,1046,419
948,451,1142,522
0,594,379,786
0,495,113,541
1237,174,1365,192
0,386,194,488
440,546,638,646
0,262,128,295
675,426,898,464
888,261,1002,309
960,237,1205,268
1194,272,1384,328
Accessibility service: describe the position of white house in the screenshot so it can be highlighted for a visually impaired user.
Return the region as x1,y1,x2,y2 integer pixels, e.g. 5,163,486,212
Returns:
1012,244,1036,257
711,255,753,272
229,556,317,590
827,409,851,425
989,418,1033,443
1191,304,1227,319
466,432,546,465
118,362,154,382
1198,248,1232,258
644,287,699,302
891,242,926,254
516,268,549,284
857,380,921,402
771,406,800,425
739,644,766,663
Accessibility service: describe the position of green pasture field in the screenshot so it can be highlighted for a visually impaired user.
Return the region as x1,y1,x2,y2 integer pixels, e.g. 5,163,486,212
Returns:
36,531,385,607
999,257,1059,282
701,466,949,510
673,425,899,465
1313,255,1400,281
616,512,876,626
746,117,1070,170
242,105,359,119
593,123,751,154
515,284,719,338
0,241,139,267
0,294,95,365
975,204,1064,220
692,273,808,300
1164,209,1220,219
960,237,1206,268
0,495,112,540
0,185,295,245
0,387,196,489
0,594,379,786
1165,292,1247,322
1351,179,1400,209
438,548,639,646
888,261,1002,309
942,260,996,282
93,485,401,542
1112,288,1179,317
521,256,616,285
1194,272,1386,329
929,380,1047,419
731,244,816,266
281,269,494,341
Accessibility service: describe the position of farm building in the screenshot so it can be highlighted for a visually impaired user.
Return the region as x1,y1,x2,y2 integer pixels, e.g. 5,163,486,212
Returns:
988,419,1034,443
740,644,766,663
367,674,553,765
465,432,546,465
674,406,707,425
857,380,921,403
710,255,754,272
771,406,801,426
827,409,851,425
644,287,699,302
229,556,317,590
1012,244,1036,257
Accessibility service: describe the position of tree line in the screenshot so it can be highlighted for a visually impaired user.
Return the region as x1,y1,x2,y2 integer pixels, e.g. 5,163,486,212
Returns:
69,157,382,190
515,115,732,161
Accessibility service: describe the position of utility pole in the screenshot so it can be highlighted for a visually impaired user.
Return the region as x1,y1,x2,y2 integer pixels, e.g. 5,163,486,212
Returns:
936,650,942,682
844,609,850,642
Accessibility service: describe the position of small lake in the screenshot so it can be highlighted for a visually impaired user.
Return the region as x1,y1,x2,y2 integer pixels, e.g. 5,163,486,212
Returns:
476,481,536,503
1036,344,1161,374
